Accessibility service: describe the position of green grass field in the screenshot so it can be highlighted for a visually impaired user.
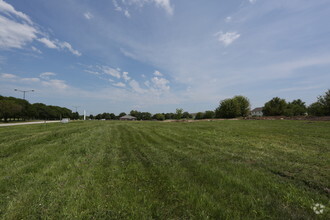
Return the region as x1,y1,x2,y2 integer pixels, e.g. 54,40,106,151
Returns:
0,120,329,219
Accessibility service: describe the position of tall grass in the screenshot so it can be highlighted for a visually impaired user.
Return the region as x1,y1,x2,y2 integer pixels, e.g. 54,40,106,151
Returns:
0,120,329,219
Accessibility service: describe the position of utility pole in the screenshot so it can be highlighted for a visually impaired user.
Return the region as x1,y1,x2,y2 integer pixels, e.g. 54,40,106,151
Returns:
14,89,34,100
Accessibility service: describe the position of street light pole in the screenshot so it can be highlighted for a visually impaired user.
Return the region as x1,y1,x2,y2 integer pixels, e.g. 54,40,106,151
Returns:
14,89,34,100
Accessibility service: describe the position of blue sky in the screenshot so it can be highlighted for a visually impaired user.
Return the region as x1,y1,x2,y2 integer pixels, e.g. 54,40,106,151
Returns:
0,0,330,114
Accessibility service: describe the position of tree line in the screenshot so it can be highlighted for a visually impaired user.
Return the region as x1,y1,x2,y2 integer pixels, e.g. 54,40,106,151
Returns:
200,89,330,119
1,89,329,122
0,95,77,122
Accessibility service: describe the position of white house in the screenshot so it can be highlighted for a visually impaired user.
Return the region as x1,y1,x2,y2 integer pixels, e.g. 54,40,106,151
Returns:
251,107,263,117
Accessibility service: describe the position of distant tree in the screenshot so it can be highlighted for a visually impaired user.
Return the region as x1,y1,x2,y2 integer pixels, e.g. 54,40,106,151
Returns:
182,111,192,119
233,96,250,117
118,112,126,118
95,114,102,120
285,99,307,116
262,97,287,116
308,102,325,116
175,108,183,120
72,112,80,120
89,114,94,120
109,113,116,120
130,110,139,117
165,113,174,120
317,89,330,115
215,98,240,118
195,112,204,120
153,113,165,121
140,112,152,120
203,110,215,119
0,100,22,122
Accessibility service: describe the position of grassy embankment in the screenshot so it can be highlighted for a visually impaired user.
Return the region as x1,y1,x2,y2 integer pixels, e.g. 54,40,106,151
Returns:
0,120,329,219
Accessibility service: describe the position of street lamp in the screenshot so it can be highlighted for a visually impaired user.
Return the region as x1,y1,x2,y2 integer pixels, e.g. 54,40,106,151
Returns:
14,89,34,100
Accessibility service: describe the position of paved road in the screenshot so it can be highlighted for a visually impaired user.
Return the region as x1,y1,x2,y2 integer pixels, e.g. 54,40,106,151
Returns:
0,121,60,127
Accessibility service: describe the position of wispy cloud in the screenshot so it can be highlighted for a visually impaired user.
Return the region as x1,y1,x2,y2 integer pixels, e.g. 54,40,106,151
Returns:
112,0,174,16
113,82,126,87
31,46,42,54
153,70,163,76
215,31,241,46
38,38,57,48
0,0,32,24
100,66,121,78
39,72,56,80
84,12,93,20
0,0,81,56
122,72,131,81
0,15,37,49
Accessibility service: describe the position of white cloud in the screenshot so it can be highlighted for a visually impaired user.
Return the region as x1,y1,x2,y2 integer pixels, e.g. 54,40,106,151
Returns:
84,70,100,75
215,31,241,46
113,0,174,16
58,41,82,56
37,38,81,56
84,12,93,20
31,46,42,53
39,72,56,79
1,73,16,79
153,70,163,76
249,0,257,4
141,74,146,78
124,10,130,18
42,79,68,90
1,72,68,90
101,66,121,78
0,0,33,24
37,38,57,49
153,0,173,15
21,77,40,83
113,82,126,87
225,16,232,22
129,80,145,93
151,76,170,92
113,0,122,11
0,15,37,49
122,72,131,81
120,48,139,60
144,80,150,87
0,1,81,56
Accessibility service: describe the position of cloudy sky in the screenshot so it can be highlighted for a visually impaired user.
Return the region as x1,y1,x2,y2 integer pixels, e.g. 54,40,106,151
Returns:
0,0,329,114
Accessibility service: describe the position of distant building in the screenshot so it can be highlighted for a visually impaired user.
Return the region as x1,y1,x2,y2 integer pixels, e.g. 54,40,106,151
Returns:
251,107,263,117
119,115,137,121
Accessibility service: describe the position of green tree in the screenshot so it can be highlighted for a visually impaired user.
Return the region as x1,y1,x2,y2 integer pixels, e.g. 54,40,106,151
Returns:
0,100,22,122
215,98,240,118
262,97,287,116
182,111,192,119
285,99,307,116
153,113,165,121
175,108,183,120
118,112,126,118
203,110,215,119
195,112,204,120
317,89,330,115
308,102,325,116
165,113,174,120
233,96,250,117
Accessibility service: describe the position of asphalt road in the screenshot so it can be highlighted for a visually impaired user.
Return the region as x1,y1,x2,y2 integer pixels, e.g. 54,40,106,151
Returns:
0,121,60,127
